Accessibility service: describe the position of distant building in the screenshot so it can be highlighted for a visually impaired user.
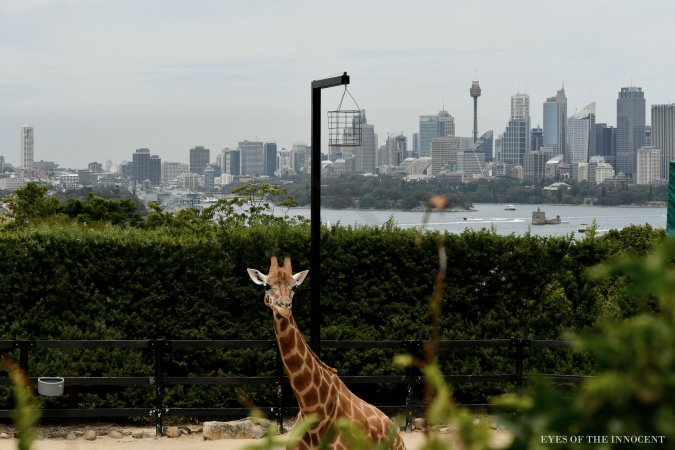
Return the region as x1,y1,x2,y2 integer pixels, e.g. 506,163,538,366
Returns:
524,150,550,184
149,155,161,186
543,87,567,157
636,146,661,185
431,136,460,175
419,109,455,157
203,165,215,191
500,93,530,168
475,130,493,161
239,140,265,176
531,127,543,151
20,125,34,170
223,148,241,176
32,160,59,173
567,103,596,164
412,132,420,158
189,146,210,175
176,172,202,190
651,103,675,180
616,86,646,179
264,142,277,177
292,143,311,173
132,148,151,184
88,162,103,173
161,161,189,185
276,148,292,177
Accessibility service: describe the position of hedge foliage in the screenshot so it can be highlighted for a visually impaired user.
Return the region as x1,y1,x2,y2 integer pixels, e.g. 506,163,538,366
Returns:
0,219,666,409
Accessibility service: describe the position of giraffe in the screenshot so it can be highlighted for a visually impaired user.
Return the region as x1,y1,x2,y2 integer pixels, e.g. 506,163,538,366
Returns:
248,256,405,450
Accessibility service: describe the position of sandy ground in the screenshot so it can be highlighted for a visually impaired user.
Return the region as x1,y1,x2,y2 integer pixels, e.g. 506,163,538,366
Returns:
0,426,512,450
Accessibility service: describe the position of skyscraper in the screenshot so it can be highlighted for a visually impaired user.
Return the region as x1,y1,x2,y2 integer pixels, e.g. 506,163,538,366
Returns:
20,125,34,170
651,103,675,180
616,86,646,179
132,148,151,183
149,155,162,186
543,87,567,155
500,93,530,167
567,103,596,164
239,140,265,176
264,142,277,177
189,146,210,175
431,136,460,175
419,109,455,157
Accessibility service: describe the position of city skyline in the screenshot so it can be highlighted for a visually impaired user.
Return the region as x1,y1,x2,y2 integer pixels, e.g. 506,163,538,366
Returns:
2,1,675,168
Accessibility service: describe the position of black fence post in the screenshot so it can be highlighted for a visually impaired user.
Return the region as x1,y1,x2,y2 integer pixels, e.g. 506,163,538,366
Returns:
511,338,529,392
274,341,285,434
15,340,34,374
404,340,422,432
151,339,166,438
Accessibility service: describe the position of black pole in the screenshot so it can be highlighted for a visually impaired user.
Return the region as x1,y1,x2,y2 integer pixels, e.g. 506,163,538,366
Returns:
310,72,350,356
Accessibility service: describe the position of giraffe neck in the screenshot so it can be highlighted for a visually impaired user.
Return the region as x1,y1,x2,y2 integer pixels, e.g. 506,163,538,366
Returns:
273,312,337,412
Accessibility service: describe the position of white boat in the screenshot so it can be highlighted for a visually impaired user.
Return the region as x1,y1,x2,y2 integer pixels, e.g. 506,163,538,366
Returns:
504,204,516,211
578,223,590,233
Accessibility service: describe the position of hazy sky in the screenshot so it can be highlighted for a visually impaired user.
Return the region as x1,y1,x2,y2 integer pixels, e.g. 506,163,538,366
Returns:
2,0,674,169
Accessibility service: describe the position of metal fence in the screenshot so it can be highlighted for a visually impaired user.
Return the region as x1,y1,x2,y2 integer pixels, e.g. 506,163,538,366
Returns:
0,339,590,437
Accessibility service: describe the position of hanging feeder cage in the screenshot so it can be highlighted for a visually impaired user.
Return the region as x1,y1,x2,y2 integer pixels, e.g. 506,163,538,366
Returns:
328,86,362,147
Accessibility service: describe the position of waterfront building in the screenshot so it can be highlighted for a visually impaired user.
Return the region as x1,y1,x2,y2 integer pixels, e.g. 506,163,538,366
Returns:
189,146,210,175
239,140,265,176
616,86,646,179
20,125,34,170
566,103,596,164
543,87,567,157
636,146,662,185
651,103,675,180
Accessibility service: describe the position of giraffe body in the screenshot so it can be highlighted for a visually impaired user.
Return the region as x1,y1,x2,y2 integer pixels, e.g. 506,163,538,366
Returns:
248,257,405,450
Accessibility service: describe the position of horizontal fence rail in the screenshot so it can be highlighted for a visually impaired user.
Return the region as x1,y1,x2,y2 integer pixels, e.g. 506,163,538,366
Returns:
0,339,591,437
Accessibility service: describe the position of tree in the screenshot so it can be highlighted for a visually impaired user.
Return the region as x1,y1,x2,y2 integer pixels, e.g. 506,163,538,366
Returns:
2,183,61,226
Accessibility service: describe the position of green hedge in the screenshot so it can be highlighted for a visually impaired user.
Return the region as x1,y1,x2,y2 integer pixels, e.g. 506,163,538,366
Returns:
0,221,666,409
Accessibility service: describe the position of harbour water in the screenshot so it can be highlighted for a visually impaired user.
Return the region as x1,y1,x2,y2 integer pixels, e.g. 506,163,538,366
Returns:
289,204,667,237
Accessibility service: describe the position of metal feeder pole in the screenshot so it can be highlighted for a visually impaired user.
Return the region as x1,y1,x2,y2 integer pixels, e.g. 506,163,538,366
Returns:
310,72,350,356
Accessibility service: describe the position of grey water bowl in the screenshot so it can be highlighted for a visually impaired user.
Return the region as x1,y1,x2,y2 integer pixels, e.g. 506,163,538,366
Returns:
37,377,65,396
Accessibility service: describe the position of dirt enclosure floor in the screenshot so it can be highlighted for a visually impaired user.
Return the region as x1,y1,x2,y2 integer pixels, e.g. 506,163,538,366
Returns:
0,423,512,450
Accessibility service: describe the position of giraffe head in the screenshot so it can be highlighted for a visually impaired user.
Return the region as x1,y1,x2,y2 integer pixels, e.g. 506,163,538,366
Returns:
247,256,309,318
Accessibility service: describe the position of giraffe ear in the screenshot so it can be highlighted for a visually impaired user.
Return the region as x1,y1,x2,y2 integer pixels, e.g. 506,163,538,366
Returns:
247,269,268,285
293,270,309,286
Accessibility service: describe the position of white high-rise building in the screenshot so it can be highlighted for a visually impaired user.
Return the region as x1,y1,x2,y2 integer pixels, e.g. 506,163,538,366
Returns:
20,125,34,170
567,103,596,164
636,146,662,185
511,93,530,119
239,140,265,176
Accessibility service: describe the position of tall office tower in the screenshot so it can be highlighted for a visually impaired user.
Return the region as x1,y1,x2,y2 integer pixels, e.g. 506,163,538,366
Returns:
500,93,531,167
651,104,675,180
531,127,543,151
149,155,161,186
567,103,596,164
132,148,151,183
354,123,376,173
616,86,646,179
511,93,530,119
543,87,567,156
395,134,407,164
0,155,5,173
431,136,461,175
277,148,293,177
20,125,34,170
239,140,265,176
224,149,241,176
595,123,617,166
88,162,103,173
264,142,277,177
419,109,455,157
470,80,481,142
189,146,210,175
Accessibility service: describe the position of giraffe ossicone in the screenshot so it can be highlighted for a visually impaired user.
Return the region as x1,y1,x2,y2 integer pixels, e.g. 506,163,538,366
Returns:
248,256,405,450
